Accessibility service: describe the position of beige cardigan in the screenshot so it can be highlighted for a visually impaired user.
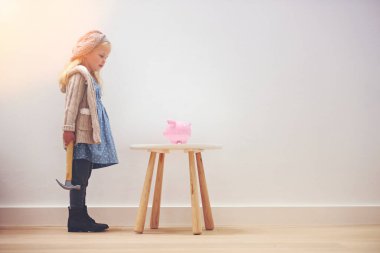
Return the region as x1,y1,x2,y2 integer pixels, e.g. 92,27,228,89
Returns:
62,65,101,144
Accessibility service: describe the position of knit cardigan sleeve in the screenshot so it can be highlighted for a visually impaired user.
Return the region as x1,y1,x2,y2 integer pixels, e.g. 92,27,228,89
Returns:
62,73,86,132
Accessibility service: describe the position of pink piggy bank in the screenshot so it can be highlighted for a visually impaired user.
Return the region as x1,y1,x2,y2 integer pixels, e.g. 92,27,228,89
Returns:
163,120,192,144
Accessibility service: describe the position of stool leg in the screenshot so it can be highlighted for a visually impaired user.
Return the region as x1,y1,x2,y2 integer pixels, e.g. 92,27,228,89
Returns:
196,152,215,230
134,152,157,233
150,153,165,229
188,151,202,235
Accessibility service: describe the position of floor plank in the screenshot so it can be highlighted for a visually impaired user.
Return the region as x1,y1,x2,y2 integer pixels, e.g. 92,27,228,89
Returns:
0,225,379,253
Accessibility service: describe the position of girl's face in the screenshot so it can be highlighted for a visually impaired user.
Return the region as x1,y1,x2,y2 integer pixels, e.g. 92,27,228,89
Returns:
83,42,111,73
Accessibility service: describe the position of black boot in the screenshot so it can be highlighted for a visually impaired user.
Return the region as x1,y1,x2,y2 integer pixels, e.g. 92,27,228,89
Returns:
67,207,107,232
83,205,109,230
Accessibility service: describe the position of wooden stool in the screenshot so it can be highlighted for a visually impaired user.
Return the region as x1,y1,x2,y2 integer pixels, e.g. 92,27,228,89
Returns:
130,144,222,235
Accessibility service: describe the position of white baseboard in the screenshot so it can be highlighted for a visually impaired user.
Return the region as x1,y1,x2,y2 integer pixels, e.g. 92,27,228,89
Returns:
0,206,379,227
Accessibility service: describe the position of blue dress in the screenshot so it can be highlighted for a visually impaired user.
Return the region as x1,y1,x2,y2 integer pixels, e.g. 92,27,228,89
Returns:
73,78,119,169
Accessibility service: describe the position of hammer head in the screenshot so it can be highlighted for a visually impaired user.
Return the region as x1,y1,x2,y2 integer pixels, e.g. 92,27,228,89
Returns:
56,179,81,190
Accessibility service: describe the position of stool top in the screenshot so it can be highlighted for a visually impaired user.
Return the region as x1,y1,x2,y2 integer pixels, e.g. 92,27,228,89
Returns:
130,143,222,152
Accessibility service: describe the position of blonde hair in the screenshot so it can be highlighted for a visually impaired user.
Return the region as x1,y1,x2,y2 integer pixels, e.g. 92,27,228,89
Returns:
59,42,110,93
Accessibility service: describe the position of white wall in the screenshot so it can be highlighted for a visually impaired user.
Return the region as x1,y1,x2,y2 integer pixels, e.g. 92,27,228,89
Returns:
0,0,379,209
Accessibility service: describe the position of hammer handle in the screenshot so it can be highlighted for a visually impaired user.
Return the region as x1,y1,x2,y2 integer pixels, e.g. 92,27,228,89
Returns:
65,141,74,181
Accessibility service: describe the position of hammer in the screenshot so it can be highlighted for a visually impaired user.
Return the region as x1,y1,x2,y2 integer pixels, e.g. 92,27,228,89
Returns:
56,141,81,190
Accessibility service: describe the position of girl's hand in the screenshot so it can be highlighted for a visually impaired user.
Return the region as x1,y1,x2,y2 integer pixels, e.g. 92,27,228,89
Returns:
63,131,76,147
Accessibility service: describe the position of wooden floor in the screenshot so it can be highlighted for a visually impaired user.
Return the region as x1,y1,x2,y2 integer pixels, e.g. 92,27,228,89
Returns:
1,225,380,253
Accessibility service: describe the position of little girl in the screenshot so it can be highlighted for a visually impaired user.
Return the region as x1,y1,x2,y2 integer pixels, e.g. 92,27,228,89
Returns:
59,30,118,232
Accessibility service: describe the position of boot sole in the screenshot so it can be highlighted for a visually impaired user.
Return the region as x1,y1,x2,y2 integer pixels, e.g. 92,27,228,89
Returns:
68,227,107,232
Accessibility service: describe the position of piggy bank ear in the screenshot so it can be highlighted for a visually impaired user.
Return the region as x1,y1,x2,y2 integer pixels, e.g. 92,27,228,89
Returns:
167,120,176,127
